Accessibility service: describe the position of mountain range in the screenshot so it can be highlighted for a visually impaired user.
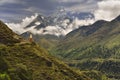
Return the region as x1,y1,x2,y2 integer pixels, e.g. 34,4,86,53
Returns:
4,11,119,79
54,15,120,58
0,20,90,80
21,14,74,50
52,15,120,79
0,20,111,80
21,14,120,79
21,13,94,50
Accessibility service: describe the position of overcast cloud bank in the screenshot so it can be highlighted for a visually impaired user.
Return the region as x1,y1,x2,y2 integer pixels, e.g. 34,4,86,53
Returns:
6,0,120,36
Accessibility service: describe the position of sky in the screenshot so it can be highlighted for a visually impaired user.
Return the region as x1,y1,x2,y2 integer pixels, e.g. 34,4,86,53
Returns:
0,0,120,22
1,0,120,36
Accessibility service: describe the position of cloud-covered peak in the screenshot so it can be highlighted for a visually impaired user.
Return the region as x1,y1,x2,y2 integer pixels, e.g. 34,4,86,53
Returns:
6,13,38,34
2,0,120,37
6,13,94,36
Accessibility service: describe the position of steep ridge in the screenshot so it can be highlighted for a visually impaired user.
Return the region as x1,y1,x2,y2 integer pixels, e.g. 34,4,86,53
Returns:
0,20,94,80
25,15,53,29
0,20,20,44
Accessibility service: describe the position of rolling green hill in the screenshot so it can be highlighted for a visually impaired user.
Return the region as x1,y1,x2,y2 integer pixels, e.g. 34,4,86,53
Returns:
52,15,120,79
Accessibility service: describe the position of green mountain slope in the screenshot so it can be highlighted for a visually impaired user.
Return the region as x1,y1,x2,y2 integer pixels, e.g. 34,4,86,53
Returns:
0,20,95,80
52,15,120,79
53,15,120,59
0,20,20,45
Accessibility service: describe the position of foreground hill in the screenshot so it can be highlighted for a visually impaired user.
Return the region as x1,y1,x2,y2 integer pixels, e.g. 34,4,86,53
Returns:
52,15,120,79
0,20,96,80
0,21,20,44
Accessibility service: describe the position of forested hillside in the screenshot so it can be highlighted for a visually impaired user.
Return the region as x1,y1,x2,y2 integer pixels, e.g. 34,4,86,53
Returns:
51,15,120,79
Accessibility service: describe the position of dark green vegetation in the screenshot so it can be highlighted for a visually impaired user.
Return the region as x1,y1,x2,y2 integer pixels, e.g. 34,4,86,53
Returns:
0,20,106,80
0,43,92,80
51,15,120,79
0,21,20,45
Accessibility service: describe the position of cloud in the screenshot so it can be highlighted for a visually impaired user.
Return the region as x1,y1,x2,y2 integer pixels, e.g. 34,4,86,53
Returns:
6,13,95,36
1,0,100,23
73,18,95,26
0,0,17,5
59,0,100,12
94,0,120,21
6,13,38,34
4,0,120,37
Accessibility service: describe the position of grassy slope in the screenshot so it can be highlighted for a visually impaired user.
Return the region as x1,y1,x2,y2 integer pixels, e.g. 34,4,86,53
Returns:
0,43,92,80
0,20,93,80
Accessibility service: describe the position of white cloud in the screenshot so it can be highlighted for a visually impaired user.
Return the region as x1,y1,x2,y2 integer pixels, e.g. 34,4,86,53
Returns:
94,0,120,21
6,13,38,34
6,13,95,36
4,0,120,37
7,0,120,36
73,17,95,26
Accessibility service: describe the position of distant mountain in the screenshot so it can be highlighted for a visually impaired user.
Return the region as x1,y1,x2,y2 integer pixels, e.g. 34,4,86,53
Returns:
54,15,120,58
0,20,96,80
52,15,120,79
24,14,74,36
65,20,108,39
21,12,95,51
20,13,120,79
22,11,95,37
21,14,74,50
25,15,53,29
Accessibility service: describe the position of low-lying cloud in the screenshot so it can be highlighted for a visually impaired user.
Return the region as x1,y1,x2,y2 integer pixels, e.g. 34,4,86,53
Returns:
6,13,94,36
6,13,38,34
